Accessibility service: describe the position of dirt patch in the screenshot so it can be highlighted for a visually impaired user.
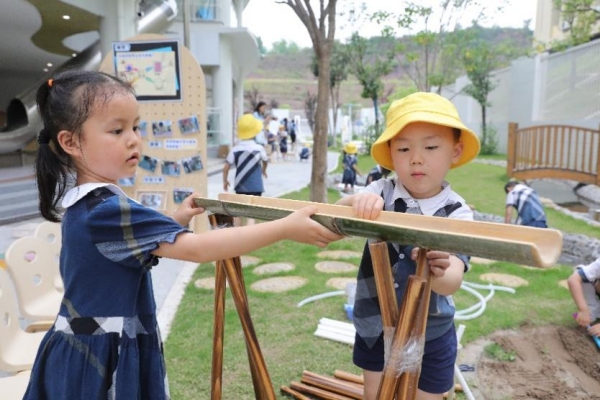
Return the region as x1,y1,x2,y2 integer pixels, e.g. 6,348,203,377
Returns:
459,325,600,400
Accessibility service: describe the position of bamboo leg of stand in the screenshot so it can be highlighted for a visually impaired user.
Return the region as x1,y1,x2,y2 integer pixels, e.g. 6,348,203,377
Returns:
222,257,276,400
209,215,226,400
370,242,399,328
377,275,425,399
397,248,432,400
230,255,265,397
210,259,226,399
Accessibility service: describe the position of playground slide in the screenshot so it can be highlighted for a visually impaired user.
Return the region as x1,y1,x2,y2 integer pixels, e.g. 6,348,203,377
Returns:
0,0,177,155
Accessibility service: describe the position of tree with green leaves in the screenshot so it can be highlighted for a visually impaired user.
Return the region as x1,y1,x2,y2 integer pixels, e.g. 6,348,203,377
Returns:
270,39,301,55
311,41,350,140
373,1,503,93
461,39,518,153
552,0,600,48
345,32,396,138
276,0,337,203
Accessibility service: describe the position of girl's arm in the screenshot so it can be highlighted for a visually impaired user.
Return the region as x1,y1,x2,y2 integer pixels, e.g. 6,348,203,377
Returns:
153,206,343,263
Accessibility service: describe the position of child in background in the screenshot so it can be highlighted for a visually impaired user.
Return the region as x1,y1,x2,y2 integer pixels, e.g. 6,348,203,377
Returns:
567,258,600,337
341,142,362,193
336,92,480,400
24,70,342,399
366,164,392,185
277,124,289,161
504,180,548,228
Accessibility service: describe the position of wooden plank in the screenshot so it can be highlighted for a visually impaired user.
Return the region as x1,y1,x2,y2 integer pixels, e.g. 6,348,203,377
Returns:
194,194,563,268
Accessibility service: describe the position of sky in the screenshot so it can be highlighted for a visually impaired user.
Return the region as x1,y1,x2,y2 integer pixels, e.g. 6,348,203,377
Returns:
243,0,538,49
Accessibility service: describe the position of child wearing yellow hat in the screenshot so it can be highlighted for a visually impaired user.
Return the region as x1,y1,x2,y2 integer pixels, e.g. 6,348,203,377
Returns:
341,142,363,193
336,92,480,400
223,114,270,224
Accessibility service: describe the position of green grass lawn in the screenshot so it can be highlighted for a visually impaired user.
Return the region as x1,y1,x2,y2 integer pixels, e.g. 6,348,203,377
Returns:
165,159,588,399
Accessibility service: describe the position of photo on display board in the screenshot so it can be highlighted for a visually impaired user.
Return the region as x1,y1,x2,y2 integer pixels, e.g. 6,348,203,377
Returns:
136,190,167,210
138,121,148,137
152,120,173,138
118,176,135,187
181,154,203,173
178,115,200,135
138,155,159,173
173,188,195,204
161,160,181,176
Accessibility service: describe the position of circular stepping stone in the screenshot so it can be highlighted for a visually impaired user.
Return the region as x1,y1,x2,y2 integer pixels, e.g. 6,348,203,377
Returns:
194,277,228,290
253,262,295,275
250,276,307,293
470,257,496,265
315,261,358,274
211,255,260,268
558,279,569,289
317,250,362,259
479,273,529,288
326,277,357,290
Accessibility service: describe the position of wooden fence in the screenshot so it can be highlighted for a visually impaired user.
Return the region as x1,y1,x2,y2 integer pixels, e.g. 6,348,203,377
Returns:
507,122,600,185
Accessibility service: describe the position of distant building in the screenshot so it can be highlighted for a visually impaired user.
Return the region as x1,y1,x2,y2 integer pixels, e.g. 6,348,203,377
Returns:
535,0,600,46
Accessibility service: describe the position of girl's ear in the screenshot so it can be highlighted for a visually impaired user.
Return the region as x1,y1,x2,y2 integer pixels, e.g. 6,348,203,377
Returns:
57,130,80,157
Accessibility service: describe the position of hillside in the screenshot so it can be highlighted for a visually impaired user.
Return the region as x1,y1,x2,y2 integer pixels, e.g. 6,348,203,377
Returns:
244,26,534,111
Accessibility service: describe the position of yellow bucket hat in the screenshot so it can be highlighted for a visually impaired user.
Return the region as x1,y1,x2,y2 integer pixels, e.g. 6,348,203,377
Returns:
237,114,263,140
371,92,480,170
344,142,358,154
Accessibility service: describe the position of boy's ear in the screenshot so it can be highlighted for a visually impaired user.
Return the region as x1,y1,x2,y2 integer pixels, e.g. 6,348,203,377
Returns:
451,141,464,164
57,130,81,157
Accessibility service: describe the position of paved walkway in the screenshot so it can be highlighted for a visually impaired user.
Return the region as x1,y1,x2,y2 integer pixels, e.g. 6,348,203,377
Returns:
0,151,340,341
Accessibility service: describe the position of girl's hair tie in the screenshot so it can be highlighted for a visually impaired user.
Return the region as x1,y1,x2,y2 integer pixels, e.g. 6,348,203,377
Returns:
48,79,53,87
38,128,51,145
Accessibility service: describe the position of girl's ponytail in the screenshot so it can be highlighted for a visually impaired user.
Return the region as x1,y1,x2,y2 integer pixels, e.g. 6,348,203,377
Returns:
35,128,69,222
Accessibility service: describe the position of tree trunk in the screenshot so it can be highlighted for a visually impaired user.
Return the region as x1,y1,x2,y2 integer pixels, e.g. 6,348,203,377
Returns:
481,104,487,149
373,95,380,135
311,50,332,203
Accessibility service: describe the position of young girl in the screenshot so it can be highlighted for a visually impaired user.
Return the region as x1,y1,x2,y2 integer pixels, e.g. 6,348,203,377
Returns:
24,70,342,399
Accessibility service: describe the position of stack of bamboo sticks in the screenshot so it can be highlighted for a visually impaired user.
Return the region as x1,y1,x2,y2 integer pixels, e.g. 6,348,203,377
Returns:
281,369,364,400
280,370,463,399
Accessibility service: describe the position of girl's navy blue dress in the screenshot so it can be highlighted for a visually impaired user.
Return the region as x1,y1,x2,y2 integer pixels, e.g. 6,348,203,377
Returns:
23,184,188,400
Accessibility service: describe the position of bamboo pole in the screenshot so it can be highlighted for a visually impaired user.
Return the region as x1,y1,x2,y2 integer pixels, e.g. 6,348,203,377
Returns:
290,381,355,400
369,241,399,329
222,256,276,399
280,385,312,400
397,249,432,399
377,275,425,399
208,215,226,400
301,370,364,399
333,370,364,385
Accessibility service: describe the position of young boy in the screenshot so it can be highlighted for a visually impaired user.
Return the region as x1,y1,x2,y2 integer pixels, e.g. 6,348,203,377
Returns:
336,92,480,400
504,181,548,228
223,114,269,225
567,258,600,338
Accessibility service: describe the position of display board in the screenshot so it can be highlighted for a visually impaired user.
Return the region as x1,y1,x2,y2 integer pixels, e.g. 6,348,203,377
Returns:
100,34,207,233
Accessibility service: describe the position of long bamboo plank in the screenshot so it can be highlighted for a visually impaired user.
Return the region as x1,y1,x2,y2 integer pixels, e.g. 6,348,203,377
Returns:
193,194,562,268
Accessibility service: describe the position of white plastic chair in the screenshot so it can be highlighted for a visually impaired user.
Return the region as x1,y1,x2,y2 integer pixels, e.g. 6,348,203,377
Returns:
0,370,32,400
4,233,62,321
33,221,64,293
0,269,46,373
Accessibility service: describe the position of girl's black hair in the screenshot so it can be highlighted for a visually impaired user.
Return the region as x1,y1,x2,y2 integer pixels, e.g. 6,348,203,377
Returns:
254,101,267,114
35,69,134,222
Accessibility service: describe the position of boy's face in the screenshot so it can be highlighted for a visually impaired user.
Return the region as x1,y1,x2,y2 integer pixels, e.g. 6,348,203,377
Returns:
389,122,463,199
